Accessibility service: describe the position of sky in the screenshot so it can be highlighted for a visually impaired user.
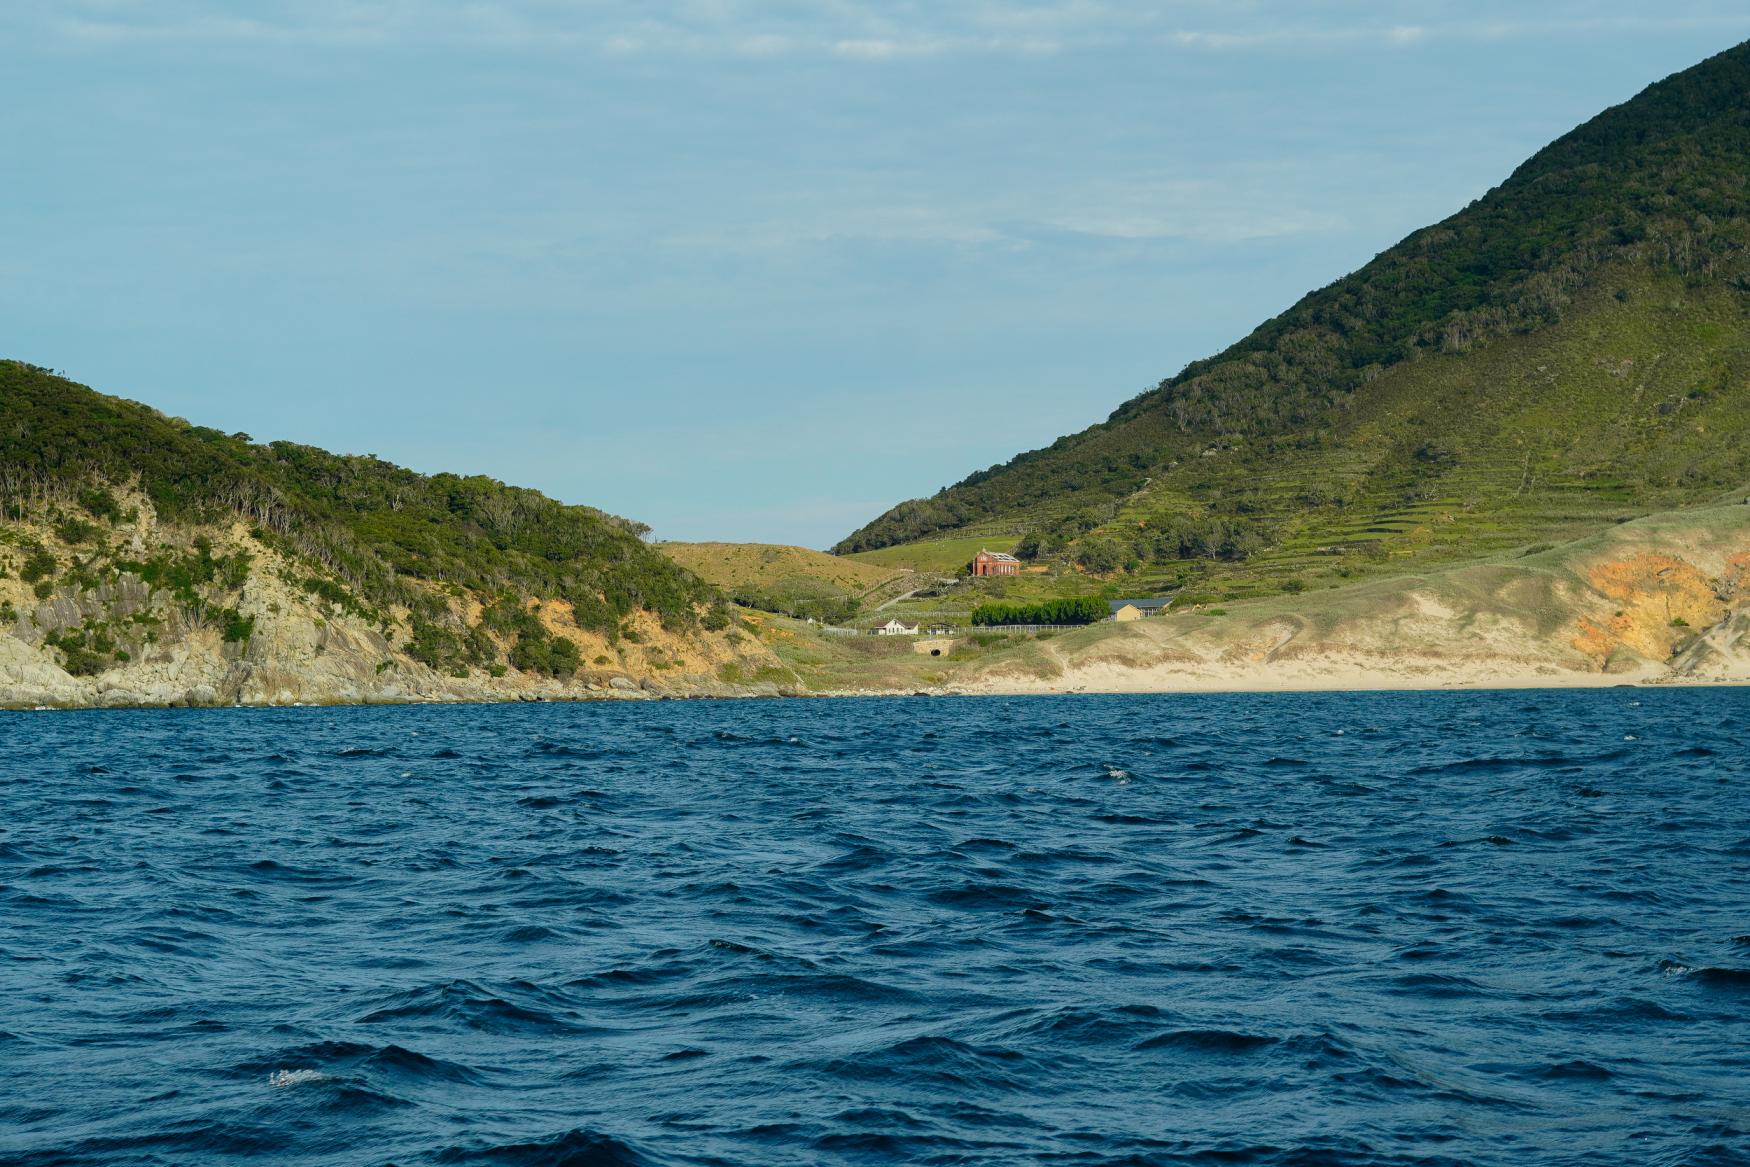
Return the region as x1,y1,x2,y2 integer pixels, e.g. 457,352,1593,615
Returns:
5,3,1749,548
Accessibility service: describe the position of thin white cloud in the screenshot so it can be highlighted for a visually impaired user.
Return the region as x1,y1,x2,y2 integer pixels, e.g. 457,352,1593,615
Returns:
32,1,1745,58
1171,11,1750,52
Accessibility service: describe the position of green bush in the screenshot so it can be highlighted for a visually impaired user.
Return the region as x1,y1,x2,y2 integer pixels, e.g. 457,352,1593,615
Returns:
54,516,99,544
406,619,464,669
19,547,57,584
79,486,122,521
509,629,581,678
219,609,256,643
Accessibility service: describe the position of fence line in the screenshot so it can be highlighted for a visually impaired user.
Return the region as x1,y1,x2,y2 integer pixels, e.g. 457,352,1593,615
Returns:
822,623,1095,636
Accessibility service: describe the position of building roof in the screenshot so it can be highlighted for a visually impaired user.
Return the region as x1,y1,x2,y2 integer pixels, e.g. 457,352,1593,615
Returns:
1109,597,1173,613
880,618,919,628
977,550,1021,563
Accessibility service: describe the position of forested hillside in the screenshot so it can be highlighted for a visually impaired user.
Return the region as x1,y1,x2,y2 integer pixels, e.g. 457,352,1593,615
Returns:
836,40,1750,569
0,362,729,688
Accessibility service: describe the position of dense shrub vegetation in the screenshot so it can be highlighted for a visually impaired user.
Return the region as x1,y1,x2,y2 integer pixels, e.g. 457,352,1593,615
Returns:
836,41,1750,556
971,596,1106,626
0,363,716,652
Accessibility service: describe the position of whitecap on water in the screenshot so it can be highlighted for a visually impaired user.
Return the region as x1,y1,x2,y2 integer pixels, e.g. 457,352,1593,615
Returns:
268,1069,329,1087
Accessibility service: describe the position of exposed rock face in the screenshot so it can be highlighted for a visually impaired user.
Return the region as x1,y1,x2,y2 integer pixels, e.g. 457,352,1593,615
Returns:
0,515,783,709
6,506,1749,707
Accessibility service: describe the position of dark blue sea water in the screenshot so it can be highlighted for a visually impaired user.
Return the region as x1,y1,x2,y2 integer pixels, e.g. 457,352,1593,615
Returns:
2,691,1748,1166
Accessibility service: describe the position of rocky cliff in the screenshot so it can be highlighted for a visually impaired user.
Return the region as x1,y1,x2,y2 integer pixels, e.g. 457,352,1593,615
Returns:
0,494,786,709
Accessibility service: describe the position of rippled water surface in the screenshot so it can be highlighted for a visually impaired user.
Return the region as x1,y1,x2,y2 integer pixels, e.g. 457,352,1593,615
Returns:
3,691,1749,1166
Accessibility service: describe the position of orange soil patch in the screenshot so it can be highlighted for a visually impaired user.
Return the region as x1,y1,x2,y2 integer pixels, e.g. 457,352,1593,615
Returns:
1571,552,1728,667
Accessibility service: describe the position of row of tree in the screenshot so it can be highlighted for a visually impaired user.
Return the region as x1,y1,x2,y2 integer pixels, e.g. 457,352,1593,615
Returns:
971,596,1107,626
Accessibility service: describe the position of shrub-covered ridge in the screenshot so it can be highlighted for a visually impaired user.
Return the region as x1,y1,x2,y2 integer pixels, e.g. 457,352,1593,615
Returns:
0,360,715,666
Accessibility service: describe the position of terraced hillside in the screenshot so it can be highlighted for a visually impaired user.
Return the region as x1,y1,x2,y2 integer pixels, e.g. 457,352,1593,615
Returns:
836,41,1750,604
782,501,1750,695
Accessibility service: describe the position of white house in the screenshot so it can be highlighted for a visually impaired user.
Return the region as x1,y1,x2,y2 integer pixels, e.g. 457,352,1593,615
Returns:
875,618,920,636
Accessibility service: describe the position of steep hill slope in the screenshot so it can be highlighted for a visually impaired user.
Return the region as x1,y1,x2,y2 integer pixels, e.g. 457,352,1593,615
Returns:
0,363,779,706
836,41,1750,590
658,542,907,622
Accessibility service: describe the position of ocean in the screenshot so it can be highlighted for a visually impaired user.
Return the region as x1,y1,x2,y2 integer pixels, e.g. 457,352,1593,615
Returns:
2,690,1747,1166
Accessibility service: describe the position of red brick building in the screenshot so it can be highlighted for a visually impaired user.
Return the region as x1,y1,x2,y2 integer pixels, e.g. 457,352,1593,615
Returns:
972,549,1021,577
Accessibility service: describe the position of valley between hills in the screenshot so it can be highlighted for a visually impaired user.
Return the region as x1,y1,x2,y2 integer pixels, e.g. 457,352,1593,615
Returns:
5,41,1750,707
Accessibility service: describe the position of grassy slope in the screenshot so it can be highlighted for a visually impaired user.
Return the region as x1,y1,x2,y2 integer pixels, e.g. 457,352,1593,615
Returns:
1124,268,1745,590
841,535,1011,573
771,500,1750,692
659,542,903,595
837,256,1750,620
835,40,1750,597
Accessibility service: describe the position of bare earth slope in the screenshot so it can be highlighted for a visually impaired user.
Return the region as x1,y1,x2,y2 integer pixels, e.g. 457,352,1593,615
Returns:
947,502,1750,694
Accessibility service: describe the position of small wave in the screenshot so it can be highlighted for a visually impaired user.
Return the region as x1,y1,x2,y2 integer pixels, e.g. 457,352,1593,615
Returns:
1541,997,1691,1024
1004,1005,1170,1046
956,836,1017,851
927,882,1045,910
355,980,593,1035
1539,1059,1614,1080
1386,972,1487,998
1134,1028,1279,1054
529,740,609,758
659,1048,709,1061
241,1039,484,1086
1665,963,1750,990
828,1035,1030,1085
501,924,564,943
432,1127,654,1166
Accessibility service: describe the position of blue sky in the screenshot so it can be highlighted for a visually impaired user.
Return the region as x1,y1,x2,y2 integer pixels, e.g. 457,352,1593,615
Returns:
6,3,1749,548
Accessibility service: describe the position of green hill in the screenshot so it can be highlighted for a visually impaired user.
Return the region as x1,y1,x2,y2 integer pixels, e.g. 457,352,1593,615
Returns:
0,362,744,695
657,541,907,623
835,41,1750,600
